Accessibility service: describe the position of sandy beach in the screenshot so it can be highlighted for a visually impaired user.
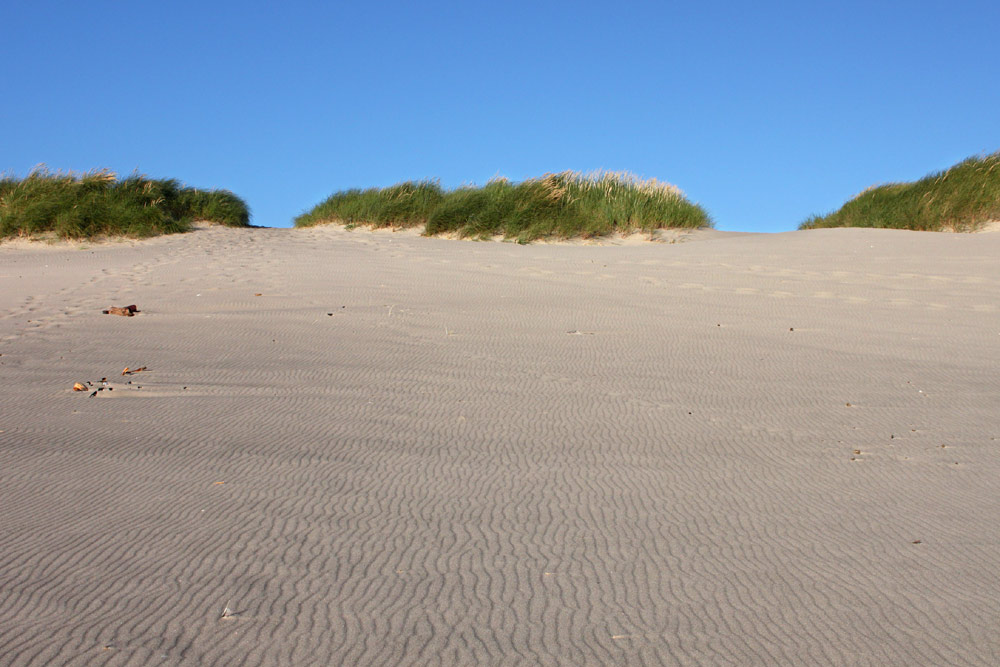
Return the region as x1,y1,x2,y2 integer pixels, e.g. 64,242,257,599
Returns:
1,224,999,665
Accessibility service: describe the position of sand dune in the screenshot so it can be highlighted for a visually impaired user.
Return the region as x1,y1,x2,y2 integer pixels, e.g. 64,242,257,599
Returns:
1,225,999,665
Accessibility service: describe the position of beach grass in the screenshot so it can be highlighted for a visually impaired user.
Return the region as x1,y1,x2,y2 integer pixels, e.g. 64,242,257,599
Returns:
0,168,251,239
294,181,444,230
800,152,1000,232
295,172,711,242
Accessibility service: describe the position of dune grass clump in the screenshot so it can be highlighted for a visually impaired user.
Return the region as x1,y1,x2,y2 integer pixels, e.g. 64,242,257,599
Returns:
800,152,1000,232
295,172,710,242
0,168,250,239
294,181,444,229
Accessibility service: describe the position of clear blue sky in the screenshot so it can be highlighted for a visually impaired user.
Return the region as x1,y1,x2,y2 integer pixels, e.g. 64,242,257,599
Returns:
4,1,998,232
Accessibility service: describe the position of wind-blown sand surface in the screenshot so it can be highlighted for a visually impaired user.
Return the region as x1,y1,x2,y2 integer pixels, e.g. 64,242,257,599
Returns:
1,225,999,665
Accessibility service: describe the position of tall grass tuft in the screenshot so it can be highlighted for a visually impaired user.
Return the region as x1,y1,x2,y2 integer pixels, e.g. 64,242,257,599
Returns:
800,151,1000,232
294,181,444,228
0,168,250,239
295,171,710,242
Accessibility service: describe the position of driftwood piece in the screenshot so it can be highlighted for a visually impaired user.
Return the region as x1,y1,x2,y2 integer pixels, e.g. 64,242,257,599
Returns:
102,304,140,316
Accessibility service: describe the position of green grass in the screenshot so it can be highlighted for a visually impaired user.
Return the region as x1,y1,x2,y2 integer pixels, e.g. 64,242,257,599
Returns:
800,152,1000,232
295,172,711,242
0,168,251,239
294,180,444,230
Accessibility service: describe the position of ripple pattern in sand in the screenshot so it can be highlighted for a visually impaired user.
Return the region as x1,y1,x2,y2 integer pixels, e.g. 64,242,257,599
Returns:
1,226,1000,665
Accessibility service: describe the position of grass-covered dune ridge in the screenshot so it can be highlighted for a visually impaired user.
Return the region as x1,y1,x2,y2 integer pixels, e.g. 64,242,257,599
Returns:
801,152,1000,232
296,171,711,242
0,168,251,239
296,180,445,230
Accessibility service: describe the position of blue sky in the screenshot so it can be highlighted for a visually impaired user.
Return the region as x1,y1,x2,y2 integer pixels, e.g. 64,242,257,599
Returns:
4,1,998,232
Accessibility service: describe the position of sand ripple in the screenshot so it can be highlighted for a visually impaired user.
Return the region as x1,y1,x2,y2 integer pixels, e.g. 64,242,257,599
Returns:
1,226,999,664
